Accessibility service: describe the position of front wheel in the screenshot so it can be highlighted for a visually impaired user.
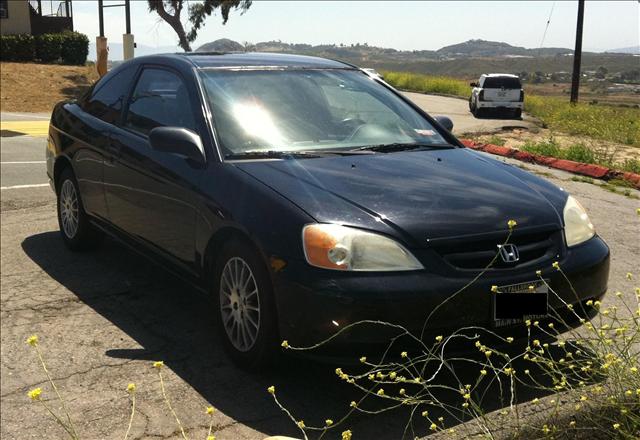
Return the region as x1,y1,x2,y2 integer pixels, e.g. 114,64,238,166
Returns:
213,239,279,369
56,168,102,251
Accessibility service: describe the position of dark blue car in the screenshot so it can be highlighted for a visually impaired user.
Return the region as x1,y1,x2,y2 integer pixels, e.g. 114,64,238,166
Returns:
47,53,609,367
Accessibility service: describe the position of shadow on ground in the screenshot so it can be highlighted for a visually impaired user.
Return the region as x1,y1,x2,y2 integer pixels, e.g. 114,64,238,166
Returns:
22,232,569,439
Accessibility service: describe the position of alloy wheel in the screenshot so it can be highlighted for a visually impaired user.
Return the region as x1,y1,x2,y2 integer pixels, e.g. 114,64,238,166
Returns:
60,180,79,239
219,257,261,352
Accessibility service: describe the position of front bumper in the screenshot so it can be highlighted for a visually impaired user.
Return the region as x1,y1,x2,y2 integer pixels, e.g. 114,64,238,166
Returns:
273,236,609,349
478,101,523,109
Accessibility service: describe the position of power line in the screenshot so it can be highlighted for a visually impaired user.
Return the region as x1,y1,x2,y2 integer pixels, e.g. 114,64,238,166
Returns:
539,1,556,53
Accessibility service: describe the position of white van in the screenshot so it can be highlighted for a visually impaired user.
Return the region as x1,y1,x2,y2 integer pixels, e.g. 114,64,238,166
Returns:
469,74,524,118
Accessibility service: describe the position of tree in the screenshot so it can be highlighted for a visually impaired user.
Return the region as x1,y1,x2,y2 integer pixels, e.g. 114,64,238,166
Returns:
147,0,252,52
595,66,608,79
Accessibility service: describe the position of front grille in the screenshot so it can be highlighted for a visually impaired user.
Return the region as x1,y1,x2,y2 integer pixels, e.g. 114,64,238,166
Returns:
432,228,561,270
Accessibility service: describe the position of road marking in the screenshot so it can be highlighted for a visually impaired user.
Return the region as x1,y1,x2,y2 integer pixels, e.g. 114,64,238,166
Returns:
1,161,46,164
1,113,50,120
0,121,49,137
1,183,49,190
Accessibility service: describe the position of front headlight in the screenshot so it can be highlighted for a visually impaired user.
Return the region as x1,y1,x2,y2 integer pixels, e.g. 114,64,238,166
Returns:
563,195,595,247
302,223,423,271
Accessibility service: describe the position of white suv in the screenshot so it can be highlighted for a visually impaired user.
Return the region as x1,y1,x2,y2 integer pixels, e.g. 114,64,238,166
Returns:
469,74,524,119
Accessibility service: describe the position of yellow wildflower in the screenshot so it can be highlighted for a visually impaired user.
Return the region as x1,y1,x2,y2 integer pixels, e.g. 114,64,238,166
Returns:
569,421,576,428
207,436,215,440
430,423,437,431
389,371,397,380
399,388,406,395
507,219,517,229
206,406,215,415
297,420,305,429
613,423,620,430
401,351,408,358
27,388,42,401
376,389,385,396
491,285,498,293
626,272,632,280
485,350,492,358
462,402,469,408
342,430,352,440
127,383,136,393
506,337,514,343
281,340,289,349
435,335,443,343
267,386,275,395
463,393,471,400
421,410,429,417
350,401,357,408
552,261,560,270
359,356,366,363
542,424,550,434
325,419,333,427
480,369,487,376
26,335,38,347
153,361,164,369
536,270,542,277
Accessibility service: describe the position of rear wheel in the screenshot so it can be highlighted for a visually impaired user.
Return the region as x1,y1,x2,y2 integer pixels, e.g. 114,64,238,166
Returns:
213,239,279,369
514,108,522,119
56,168,102,251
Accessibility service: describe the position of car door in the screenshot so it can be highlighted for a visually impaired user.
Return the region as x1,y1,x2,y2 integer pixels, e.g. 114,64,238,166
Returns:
69,64,138,220
103,66,205,274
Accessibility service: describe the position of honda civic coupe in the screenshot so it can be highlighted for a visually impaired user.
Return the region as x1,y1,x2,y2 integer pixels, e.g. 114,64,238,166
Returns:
46,53,609,367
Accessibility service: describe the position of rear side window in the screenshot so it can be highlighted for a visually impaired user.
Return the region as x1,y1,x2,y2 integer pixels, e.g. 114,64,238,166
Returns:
483,77,522,89
125,68,196,136
84,65,136,124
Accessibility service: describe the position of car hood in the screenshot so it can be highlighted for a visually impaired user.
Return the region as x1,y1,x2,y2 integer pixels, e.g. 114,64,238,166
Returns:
234,148,564,247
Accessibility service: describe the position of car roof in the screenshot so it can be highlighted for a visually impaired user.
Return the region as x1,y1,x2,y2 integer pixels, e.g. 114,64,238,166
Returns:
481,73,520,78
167,52,354,69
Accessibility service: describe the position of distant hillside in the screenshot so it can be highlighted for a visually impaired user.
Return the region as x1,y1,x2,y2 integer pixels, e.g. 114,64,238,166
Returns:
196,38,245,52
606,46,640,55
436,39,571,57
192,38,639,80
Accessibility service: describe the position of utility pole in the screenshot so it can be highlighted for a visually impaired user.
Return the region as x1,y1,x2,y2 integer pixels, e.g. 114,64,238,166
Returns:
570,0,585,104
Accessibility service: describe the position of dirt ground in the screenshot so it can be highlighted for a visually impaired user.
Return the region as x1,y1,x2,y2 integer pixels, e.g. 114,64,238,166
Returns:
0,62,98,113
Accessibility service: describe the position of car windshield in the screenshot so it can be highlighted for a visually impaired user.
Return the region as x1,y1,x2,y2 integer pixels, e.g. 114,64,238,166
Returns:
198,69,450,157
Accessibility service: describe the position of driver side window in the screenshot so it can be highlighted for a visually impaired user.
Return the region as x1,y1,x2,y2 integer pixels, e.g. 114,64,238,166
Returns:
125,68,197,136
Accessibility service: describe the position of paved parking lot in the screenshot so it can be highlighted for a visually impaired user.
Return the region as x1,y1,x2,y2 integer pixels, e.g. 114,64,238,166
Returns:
1,105,638,439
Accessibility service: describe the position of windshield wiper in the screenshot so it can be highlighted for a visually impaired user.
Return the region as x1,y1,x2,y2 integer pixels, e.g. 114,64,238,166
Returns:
353,143,456,153
225,149,376,160
224,150,322,160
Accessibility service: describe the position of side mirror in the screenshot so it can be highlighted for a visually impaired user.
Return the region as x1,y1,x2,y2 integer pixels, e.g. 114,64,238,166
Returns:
470,82,479,87
434,115,454,132
149,127,204,163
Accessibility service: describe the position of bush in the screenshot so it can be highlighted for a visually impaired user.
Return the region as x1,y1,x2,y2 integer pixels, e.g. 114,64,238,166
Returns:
60,31,89,65
1,31,88,65
35,33,63,63
0,34,35,61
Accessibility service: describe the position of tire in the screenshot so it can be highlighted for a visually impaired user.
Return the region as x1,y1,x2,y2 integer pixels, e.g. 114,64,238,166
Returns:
514,109,522,119
468,97,474,112
213,239,279,369
56,167,103,251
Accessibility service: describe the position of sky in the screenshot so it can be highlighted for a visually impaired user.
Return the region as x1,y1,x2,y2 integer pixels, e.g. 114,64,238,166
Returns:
71,0,640,56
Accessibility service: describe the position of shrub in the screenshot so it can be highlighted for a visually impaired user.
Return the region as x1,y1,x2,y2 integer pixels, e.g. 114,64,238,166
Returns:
521,136,562,157
35,33,64,63
60,31,89,65
383,71,469,98
0,34,35,61
564,143,596,164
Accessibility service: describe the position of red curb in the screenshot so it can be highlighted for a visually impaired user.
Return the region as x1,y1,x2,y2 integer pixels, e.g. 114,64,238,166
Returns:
461,139,640,189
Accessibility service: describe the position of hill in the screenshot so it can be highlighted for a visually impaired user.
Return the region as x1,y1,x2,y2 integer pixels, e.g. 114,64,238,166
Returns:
195,38,640,80
436,39,571,57
196,38,245,52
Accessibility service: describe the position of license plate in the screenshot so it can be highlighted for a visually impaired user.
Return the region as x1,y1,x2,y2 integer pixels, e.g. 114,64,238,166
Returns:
493,280,548,327
497,91,507,97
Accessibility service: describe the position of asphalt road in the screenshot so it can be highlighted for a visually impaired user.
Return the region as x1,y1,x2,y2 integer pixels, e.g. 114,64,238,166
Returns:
1,100,638,439
402,92,537,135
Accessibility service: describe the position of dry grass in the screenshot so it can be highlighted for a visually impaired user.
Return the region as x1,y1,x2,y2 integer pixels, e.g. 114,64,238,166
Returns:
0,62,98,113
